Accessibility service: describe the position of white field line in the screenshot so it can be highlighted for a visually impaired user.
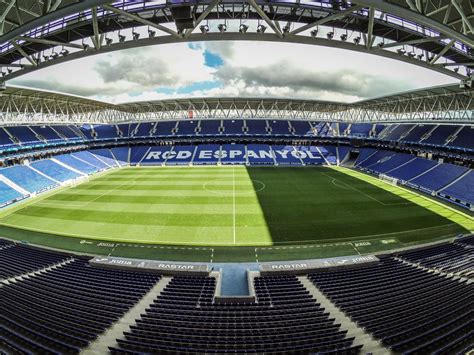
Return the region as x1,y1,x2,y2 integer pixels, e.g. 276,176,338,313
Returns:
323,172,410,206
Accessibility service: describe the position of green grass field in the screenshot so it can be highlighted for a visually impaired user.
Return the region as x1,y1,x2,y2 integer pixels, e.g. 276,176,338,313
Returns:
0,165,472,261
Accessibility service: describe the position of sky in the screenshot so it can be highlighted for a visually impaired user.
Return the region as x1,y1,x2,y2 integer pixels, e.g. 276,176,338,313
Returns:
10,41,457,104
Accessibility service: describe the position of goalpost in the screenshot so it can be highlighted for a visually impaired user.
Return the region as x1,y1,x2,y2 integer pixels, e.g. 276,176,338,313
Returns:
379,174,399,186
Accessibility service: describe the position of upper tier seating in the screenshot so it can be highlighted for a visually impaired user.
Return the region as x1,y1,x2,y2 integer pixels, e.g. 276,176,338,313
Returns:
4,126,40,145
222,120,244,135
409,163,469,192
199,120,221,135
0,242,70,279
422,125,458,146
354,148,378,166
133,123,153,138
93,125,119,140
348,123,372,138
309,257,473,354
450,126,474,150
269,120,291,136
0,128,16,148
153,121,176,137
291,120,312,136
176,120,198,136
383,124,415,141
0,165,57,193
111,275,360,354
401,124,433,143
1,256,161,354
30,125,63,142
246,119,268,135
29,159,80,182
0,180,24,206
53,125,82,140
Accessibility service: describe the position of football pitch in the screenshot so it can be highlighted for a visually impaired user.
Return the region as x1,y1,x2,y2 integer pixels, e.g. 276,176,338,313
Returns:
0,166,472,262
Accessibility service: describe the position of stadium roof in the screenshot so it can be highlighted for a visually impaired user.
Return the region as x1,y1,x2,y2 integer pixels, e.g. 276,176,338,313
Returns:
0,83,472,124
0,0,472,83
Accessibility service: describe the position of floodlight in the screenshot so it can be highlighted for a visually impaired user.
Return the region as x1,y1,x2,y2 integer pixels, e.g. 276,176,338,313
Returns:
200,24,209,34
283,24,291,34
105,37,113,46
132,31,140,40
60,48,69,56
397,48,406,55
377,42,384,48
353,36,361,44
453,67,459,73
50,52,59,60
257,24,266,33
340,34,347,41
326,31,334,39
310,29,318,37
118,34,126,43
239,24,248,33
218,24,227,33
417,53,424,60
7,68,12,74
407,51,416,58
83,43,90,50
148,30,156,38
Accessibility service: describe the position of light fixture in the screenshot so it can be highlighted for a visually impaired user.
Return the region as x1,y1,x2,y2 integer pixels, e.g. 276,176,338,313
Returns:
310,29,318,37
218,24,227,33
60,48,69,56
340,33,347,41
239,24,248,33
417,53,424,60
283,23,291,34
453,67,459,73
377,41,384,48
43,55,49,62
353,36,361,44
397,48,406,55
148,29,156,38
132,31,140,40
326,31,334,39
257,24,266,33
118,34,126,43
7,68,12,74
49,52,59,60
407,51,416,58
105,37,113,46
200,24,209,34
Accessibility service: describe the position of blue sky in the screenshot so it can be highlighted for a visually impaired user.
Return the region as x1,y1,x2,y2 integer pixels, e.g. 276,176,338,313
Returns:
10,41,456,104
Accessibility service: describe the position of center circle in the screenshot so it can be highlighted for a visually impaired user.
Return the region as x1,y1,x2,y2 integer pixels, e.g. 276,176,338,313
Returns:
202,179,266,196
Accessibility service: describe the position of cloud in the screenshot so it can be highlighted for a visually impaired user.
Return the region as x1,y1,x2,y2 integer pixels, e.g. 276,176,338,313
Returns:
10,40,456,104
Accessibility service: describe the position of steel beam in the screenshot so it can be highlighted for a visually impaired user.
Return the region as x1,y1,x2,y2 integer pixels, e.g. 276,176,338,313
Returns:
16,35,85,49
102,4,179,38
290,5,364,36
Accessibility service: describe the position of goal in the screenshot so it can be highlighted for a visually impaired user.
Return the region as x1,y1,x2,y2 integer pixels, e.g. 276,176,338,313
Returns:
379,174,398,186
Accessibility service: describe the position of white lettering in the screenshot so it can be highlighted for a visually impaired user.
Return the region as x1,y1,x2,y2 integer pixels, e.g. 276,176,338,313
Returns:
230,150,242,158
176,150,192,159
199,150,212,159
146,151,162,160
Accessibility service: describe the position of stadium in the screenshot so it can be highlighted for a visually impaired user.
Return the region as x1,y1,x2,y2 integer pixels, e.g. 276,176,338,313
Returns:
0,1,473,354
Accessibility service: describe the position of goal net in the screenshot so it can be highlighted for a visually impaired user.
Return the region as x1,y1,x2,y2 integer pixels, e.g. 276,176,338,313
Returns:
379,174,398,186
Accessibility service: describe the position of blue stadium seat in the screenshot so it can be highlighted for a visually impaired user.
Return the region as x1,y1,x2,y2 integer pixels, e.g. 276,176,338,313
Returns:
246,144,274,165
30,159,81,182
0,165,57,194
192,144,221,165
0,181,25,206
